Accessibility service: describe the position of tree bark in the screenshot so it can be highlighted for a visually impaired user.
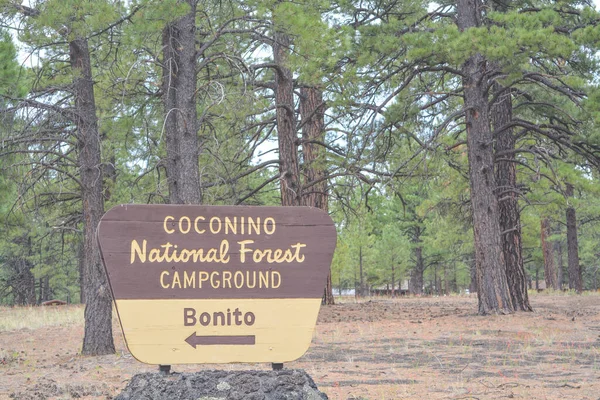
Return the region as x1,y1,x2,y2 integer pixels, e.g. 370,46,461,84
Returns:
409,245,425,295
43,276,50,302
7,236,36,306
458,0,513,314
354,258,358,299
162,0,202,205
359,245,364,297
540,218,558,290
78,240,85,303
391,262,396,298
444,264,450,295
491,81,532,311
273,27,300,206
9,257,36,305
469,255,477,293
433,264,438,295
565,183,582,292
299,86,333,305
300,87,327,209
555,238,564,290
70,37,115,355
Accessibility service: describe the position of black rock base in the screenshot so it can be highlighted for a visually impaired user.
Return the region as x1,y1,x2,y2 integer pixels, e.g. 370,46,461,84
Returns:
115,369,329,400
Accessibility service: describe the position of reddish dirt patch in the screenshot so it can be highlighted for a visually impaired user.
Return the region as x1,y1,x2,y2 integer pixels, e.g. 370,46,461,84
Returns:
1,295,599,399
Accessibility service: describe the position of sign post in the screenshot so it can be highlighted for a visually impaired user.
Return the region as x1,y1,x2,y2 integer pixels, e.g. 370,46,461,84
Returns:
98,205,336,365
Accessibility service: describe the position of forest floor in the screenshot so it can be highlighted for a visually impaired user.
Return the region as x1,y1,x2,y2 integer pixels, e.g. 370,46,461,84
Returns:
1,293,599,400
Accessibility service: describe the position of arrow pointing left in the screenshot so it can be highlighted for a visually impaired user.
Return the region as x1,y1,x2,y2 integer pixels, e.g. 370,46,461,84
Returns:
185,332,256,348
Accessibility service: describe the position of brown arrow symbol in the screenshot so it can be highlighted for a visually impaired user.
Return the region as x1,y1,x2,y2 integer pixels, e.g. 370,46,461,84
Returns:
185,332,256,348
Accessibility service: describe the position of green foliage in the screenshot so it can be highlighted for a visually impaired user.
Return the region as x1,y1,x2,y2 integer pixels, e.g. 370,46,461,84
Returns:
0,30,25,98
2,0,600,305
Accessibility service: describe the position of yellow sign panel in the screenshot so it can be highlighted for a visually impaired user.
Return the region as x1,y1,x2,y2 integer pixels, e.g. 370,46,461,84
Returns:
115,299,321,364
98,205,337,365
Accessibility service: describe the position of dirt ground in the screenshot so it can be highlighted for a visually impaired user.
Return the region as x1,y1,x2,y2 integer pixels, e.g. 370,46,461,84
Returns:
1,294,599,400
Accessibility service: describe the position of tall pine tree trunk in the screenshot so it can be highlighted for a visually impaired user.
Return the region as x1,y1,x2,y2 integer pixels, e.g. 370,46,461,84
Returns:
359,246,364,297
540,218,558,290
391,262,396,298
300,87,327,210
43,276,50,302
10,257,36,305
409,245,425,295
492,81,532,311
78,240,85,303
162,0,202,205
565,183,582,292
11,0,114,355
300,86,333,305
9,236,36,306
71,37,115,355
469,254,477,293
444,266,448,294
555,239,564,290
458,0,513,314
273,26,300,206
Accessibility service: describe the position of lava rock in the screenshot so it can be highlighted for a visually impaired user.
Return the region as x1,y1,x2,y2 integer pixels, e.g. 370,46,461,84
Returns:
115,369,328,400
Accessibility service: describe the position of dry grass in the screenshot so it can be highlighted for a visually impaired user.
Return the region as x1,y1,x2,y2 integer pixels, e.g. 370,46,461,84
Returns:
528,288,600,297
0,305,83,332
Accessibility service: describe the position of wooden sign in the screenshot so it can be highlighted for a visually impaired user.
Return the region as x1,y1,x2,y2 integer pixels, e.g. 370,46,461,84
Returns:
97,205,336,365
